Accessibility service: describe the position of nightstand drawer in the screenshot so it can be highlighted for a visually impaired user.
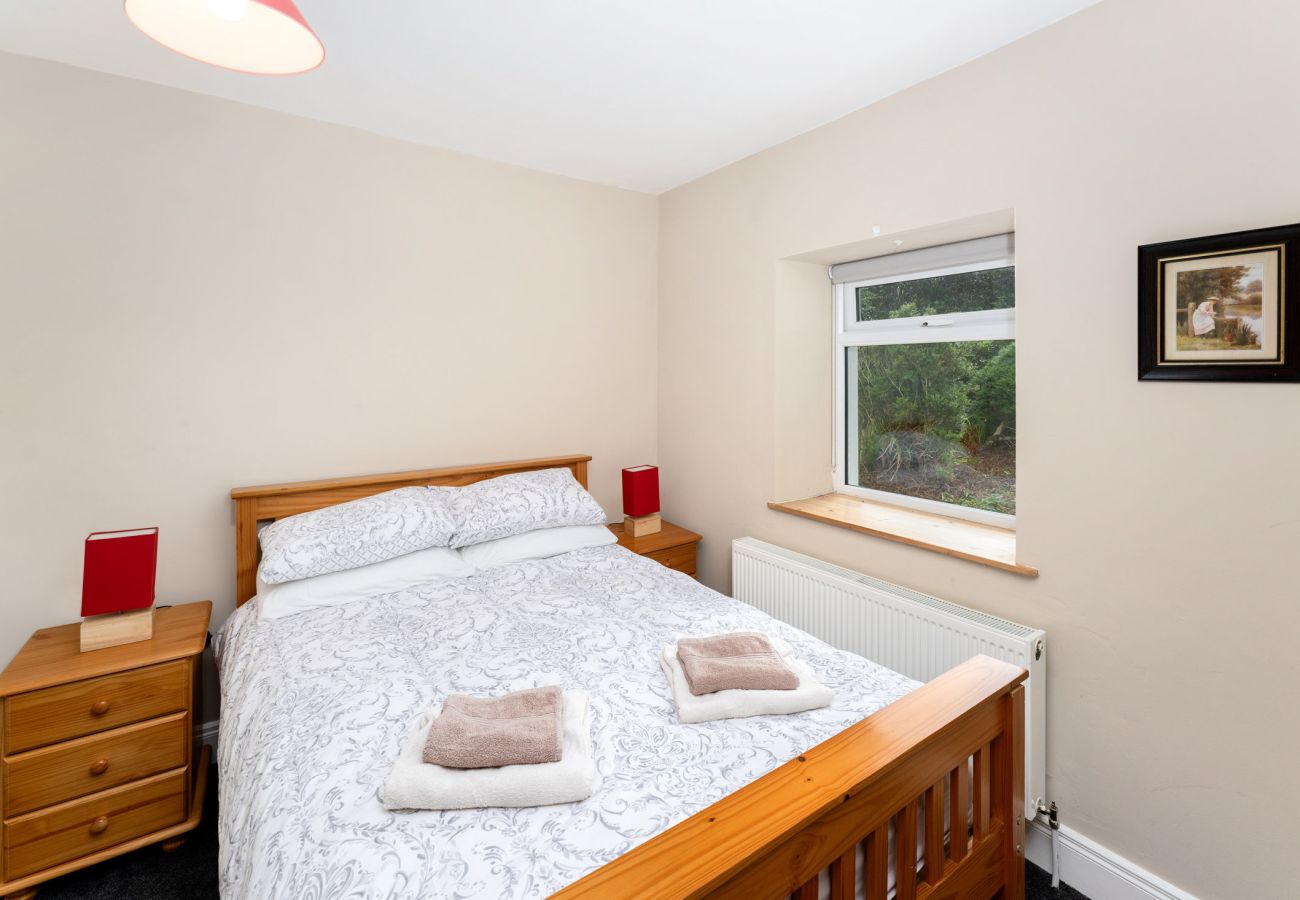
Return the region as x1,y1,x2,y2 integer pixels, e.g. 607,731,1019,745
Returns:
646,544,697,575
5,713,188,816
4,769,186,881
5,660,189,754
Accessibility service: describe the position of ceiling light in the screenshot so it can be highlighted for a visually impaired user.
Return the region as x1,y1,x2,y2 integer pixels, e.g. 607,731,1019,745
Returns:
123,0,324,76
206,0,249,23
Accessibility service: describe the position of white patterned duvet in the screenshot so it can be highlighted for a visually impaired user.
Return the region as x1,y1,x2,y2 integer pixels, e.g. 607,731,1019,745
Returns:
214,544,918,899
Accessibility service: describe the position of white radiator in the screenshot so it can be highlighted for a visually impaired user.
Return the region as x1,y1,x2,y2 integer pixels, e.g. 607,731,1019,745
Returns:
732,537,1046,810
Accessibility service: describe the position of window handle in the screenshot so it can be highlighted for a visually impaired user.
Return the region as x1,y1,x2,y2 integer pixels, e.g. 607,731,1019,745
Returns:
920,319,955,328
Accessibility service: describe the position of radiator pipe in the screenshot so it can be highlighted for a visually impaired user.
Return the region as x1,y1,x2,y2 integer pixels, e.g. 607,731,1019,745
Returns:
1048,801,1061,889
1033,800,1062,889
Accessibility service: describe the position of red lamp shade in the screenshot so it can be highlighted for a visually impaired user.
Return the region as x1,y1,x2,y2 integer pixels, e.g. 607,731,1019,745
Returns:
81,528,159,617
621,466,660,518
124,0,325,76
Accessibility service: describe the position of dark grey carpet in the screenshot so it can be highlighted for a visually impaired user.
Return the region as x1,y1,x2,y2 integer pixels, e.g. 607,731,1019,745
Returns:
36,766,1089,899
1027,860,1090,900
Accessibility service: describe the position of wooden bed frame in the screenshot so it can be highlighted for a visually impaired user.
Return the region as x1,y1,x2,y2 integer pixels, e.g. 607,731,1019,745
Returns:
229,455,1027,900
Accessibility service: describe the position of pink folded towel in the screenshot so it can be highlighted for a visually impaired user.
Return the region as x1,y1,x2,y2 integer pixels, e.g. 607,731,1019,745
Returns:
422,685,564,769
675,632,800,696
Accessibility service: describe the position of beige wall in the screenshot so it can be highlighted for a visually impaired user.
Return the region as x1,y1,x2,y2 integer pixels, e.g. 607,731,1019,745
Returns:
0,52,659,716
658,1,1300,896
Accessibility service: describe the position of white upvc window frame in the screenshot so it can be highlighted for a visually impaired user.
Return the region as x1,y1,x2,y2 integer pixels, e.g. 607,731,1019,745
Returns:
833,256,1017,529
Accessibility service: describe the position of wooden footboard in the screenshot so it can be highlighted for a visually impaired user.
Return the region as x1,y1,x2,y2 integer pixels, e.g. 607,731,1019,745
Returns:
553,655,1027,900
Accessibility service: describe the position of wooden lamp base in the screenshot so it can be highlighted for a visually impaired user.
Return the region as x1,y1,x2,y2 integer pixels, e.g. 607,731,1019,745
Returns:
623,513,662,537
80,607,154,652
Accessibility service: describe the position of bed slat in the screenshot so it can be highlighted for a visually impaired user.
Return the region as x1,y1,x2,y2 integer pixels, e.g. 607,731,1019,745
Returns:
865,826,888,900
973,745,991,840
828,847,855,900
950,761,970,862
924,779,946,883
896,800,918,900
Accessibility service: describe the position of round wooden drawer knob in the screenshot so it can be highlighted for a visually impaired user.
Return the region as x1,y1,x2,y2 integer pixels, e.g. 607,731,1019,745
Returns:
89,816,109,835
89,758,110,776
90,699,111,716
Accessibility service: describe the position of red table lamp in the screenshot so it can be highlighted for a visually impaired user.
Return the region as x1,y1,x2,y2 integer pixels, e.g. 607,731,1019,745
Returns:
80,527,159,651
622,465,661,537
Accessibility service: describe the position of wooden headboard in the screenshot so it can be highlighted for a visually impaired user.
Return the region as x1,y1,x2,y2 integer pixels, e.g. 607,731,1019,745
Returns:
230,454,591,607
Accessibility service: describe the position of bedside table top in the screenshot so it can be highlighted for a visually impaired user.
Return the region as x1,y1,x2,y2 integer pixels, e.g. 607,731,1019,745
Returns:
607,520,701,554
0,600,212,697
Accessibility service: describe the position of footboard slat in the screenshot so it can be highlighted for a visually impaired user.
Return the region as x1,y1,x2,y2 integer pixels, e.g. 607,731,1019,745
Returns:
973,745,991,840
864,826,888,900
949,762,970,862
551,656,1027,900
828,847,855,900
896,800,918,900
923,779,946,883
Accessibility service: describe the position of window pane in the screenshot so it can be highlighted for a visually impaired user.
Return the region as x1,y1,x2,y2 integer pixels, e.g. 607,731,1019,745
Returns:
845,340,1015,515
856,266,1014,321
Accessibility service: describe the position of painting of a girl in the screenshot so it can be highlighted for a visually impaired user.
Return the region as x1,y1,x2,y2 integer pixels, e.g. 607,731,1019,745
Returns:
1190,297,1218,336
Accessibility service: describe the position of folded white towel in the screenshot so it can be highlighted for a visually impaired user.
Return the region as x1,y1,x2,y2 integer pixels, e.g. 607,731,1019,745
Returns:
660,637,833,724
381,690,594,810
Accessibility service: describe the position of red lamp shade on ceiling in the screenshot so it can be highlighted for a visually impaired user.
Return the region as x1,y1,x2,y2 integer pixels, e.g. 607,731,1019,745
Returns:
124,0,324,76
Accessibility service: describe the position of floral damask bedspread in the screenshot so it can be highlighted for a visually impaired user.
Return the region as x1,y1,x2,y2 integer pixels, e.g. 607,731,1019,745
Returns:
215,545,917,899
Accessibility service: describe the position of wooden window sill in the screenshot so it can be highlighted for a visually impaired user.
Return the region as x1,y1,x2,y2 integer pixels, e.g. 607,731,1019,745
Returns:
767,493,1038,577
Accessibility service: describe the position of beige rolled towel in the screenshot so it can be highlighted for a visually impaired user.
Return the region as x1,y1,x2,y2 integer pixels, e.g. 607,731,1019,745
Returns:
676,631,800,695
423,685,563,769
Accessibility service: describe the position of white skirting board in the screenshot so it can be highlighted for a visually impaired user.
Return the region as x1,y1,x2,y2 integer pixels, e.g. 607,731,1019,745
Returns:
1026,819,1198,900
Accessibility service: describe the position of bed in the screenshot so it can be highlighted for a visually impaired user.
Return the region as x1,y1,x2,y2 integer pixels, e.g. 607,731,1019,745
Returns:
221,455,1026,900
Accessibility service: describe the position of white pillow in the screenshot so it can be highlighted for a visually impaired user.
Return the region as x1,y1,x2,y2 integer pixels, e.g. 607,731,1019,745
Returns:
450,468,607,549
257,546,473,620
460,524,616,571
258,487,456,584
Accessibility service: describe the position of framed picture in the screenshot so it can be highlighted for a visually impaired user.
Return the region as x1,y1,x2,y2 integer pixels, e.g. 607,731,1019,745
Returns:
1138,223,1300,381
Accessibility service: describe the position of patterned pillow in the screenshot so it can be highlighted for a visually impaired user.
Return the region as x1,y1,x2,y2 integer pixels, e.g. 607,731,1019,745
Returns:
258,487,457,584
450,468,607,548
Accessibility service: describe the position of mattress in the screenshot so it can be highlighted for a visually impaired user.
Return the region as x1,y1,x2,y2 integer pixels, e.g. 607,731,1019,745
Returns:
214,544,919,899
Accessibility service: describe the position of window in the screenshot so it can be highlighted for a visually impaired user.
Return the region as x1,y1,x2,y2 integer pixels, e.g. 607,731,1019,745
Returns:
833,235,1016,527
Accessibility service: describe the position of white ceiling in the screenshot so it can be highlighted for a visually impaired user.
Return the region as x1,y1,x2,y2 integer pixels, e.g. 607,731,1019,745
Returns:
0,1,1099,193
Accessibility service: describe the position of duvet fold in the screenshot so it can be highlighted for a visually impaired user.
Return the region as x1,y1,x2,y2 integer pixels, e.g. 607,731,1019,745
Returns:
661,637,833,724
383,690,594,810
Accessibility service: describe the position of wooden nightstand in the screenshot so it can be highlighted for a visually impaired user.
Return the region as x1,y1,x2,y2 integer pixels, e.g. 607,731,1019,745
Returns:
607,520,702,577
0,601,211,900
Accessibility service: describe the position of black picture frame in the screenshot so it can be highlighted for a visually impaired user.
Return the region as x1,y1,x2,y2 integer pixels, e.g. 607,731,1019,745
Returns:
1138,223,1300,381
